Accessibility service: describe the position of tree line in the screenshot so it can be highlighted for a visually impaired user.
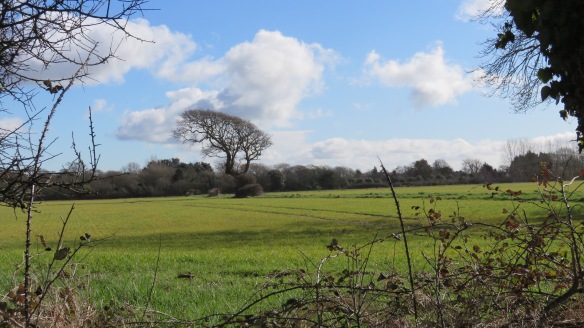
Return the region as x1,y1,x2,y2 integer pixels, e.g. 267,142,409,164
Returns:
40,144,584,200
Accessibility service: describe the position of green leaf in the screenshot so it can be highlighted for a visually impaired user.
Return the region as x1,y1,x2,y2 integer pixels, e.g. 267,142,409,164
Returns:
541,85,552,101
537,68,553,83
495,31,515,49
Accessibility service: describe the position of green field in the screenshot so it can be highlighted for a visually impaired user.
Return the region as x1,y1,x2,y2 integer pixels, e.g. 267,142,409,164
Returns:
1,182,582,321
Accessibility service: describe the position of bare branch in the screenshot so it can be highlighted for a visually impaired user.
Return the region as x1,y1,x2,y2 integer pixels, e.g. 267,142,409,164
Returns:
173,110,272,175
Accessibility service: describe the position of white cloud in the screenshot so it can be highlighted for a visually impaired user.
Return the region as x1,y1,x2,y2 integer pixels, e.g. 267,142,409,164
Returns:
364,44,475,108
226,132,507,171
455,0,504,21
104,19,200,83
260,130,313,164
116,30,337,142
253,131,578,172
116,87,220,142
91,98,113,112
156,56,225,84
531,131,578,152
298,137,504,171
0,117,26,134
217,30,335,126
26,18,198,85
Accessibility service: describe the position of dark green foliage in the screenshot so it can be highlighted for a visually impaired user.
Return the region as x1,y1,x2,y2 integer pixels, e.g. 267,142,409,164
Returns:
235,173,257,187
316,167,340,189
280,165,318,191
433,159,454,178
411,159,433,180
267,169,285,191
508,151,552,181
234,183,263,198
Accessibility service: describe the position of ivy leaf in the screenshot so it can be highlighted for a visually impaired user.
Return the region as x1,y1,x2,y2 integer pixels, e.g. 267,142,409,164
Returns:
541,85,552,101
495,30,516,49
537,68,553,83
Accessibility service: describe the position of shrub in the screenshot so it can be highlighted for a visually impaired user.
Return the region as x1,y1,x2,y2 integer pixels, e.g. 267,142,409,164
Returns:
235,183,263,198
215,174,236,193
235,173,257,187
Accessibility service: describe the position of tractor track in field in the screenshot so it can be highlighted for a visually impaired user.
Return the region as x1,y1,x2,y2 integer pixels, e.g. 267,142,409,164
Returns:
178,202,403,227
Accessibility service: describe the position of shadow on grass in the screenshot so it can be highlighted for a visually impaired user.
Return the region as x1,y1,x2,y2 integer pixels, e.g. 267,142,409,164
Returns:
94,222,396,251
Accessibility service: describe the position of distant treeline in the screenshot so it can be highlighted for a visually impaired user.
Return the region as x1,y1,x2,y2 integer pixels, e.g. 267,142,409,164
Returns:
41,148,584,200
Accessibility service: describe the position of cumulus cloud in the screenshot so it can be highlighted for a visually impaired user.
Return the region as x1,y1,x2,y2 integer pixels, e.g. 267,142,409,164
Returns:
455,0,504,21
25,22,336,143
257,132,576,172
116,87,220,143
531,131,579,152
116,30,337,142
260,130,313,164
299,137,504,171
27,18,199,85
217,30,335,126
364,44,475,108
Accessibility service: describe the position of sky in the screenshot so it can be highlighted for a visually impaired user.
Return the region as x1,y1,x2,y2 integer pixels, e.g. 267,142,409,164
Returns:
2,0,579,172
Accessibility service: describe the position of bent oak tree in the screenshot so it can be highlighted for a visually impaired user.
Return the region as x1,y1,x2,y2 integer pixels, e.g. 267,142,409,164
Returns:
173,110,272,175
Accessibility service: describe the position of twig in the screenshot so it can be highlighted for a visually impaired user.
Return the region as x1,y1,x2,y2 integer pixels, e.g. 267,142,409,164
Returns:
379,159,418,322
23,45,96,328
142,234,162,321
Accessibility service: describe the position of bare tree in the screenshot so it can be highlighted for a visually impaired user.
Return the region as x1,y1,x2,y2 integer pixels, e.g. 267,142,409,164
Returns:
0,0,147,106
502,138,534,167
173,110,272,175
238,120,273,173
473,0,546,114
461,158,483,175
122,161,142,174
476,20,546,113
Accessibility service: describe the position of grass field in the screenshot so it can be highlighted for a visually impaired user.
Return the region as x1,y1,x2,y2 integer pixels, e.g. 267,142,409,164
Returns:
1,182,582,321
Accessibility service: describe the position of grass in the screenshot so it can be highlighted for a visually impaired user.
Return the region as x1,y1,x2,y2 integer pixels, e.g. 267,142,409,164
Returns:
1,182,582,322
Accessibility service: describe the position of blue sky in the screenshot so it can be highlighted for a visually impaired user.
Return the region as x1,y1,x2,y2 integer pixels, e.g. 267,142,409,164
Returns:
4,0,577,172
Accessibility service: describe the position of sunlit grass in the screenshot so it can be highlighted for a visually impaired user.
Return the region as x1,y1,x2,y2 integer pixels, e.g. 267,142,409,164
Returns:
1,182,582,320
